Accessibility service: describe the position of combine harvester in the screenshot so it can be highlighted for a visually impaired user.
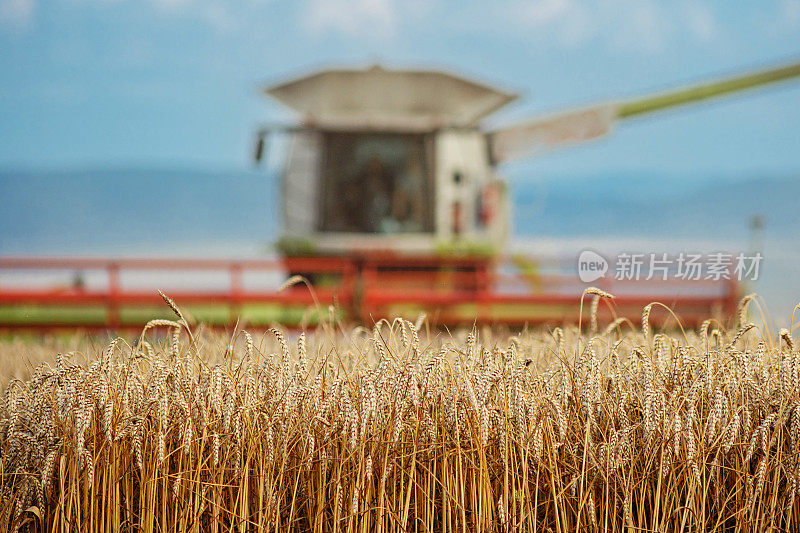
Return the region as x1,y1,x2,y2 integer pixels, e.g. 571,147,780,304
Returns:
2,59,799,330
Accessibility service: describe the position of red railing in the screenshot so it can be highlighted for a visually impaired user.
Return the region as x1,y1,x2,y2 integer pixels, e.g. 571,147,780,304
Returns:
0,254,739,330
0,257,356,330
358,255,739,327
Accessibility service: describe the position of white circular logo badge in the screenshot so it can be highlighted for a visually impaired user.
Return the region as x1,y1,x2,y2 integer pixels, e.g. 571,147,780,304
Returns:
578,250,609,283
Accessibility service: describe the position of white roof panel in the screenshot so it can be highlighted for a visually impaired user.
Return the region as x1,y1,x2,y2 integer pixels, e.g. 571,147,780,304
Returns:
264,64,518,128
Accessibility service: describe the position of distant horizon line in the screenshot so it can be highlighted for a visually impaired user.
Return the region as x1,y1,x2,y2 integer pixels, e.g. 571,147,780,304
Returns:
1,163,798,182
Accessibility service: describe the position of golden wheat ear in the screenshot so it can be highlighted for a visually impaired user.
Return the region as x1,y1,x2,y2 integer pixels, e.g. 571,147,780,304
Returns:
158,289,183,320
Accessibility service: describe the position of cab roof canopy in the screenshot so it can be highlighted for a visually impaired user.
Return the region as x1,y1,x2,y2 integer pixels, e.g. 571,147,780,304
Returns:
264,64,518,131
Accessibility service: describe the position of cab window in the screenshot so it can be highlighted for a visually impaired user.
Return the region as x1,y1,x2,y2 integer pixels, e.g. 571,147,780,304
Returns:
319,132,433,234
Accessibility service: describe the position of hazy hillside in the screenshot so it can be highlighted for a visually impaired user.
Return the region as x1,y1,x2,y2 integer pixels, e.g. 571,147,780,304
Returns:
512,173,800,241
0,167,277,254
3,168,797,255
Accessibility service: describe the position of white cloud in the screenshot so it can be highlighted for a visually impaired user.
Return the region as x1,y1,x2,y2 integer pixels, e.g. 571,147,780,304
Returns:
507,0,669,52
1,0,242,33
609,1,666,52
304,0,398,40
518,0,571,26
780,0,800,28
150,0,193,9
505,0,725,53
147,0,240,32
514,0,592,47
201,2,238,32
682,1,717,42
0,0,34,27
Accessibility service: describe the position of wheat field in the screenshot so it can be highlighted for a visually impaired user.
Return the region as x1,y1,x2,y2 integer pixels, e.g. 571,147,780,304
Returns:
1,290,799,532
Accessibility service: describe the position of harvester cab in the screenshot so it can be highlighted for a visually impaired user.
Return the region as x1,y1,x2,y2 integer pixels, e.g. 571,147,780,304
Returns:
256,64,517,257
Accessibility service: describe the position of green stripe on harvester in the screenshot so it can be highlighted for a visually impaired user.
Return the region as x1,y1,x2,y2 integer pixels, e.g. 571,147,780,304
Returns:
618,60,800,118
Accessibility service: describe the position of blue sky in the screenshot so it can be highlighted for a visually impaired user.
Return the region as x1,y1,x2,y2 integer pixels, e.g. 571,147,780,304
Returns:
1,0,799,180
